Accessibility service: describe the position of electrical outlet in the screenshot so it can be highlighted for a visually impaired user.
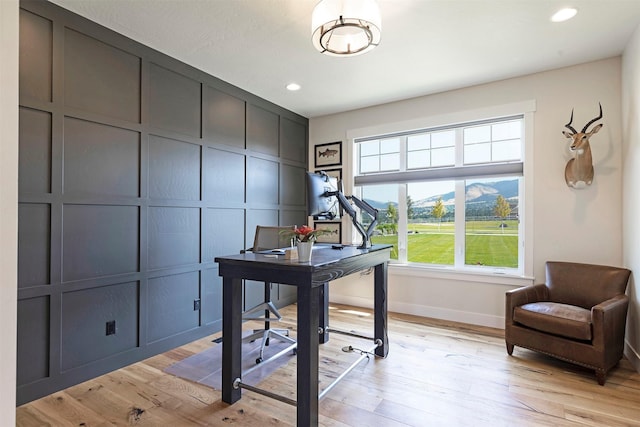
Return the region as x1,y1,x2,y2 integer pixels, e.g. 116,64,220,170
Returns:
106,320,116,336
193,299,201,311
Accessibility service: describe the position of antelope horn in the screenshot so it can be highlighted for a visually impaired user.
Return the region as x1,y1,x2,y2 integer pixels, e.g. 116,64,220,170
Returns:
565,109,577,134
581,102,603,133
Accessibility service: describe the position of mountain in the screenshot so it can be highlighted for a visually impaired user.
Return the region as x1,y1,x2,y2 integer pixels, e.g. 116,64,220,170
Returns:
418,179,518,207
365,179,518,209
364,199,394,210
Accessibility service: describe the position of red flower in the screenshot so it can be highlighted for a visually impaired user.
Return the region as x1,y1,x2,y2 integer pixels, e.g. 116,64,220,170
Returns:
281,225,330,243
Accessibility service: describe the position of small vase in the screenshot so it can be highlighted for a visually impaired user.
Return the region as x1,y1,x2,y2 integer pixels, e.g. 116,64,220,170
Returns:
296,241,313,262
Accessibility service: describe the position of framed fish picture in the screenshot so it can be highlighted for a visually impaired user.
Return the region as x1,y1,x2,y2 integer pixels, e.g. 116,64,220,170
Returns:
314,141,342,168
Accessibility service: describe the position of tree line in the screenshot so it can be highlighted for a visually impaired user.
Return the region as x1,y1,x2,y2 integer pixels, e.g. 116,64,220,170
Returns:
375,195,515,235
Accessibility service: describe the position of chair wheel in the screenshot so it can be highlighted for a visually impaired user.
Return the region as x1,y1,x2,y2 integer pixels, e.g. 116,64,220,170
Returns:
256,357,263,364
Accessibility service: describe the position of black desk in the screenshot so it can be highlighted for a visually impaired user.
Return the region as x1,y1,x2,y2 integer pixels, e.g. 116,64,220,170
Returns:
215,244,391,427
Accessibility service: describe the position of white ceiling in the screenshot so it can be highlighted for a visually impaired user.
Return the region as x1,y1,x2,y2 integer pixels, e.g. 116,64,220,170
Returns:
50,0,640,118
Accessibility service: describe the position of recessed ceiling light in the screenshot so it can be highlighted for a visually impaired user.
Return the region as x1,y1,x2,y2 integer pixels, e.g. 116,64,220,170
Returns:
286,83,301,91
551,7,578,23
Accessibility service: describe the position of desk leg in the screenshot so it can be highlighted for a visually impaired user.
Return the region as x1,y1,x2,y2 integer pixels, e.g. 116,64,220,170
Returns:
318,282,329,344
297,285,320,427
222,276,242,404
374,262,389,358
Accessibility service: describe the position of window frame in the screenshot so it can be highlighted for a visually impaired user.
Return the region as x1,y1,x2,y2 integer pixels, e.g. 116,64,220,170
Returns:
345,101,535,279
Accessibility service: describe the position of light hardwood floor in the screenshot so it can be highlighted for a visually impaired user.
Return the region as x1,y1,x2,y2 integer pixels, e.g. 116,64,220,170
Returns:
16,304,640,426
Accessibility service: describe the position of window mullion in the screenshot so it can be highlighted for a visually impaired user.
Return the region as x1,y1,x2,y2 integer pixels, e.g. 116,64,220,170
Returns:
397,136,408,262
399,136,407,171
455,127,464,167
397,183,407,262
454,179,466,268
454,128,465,267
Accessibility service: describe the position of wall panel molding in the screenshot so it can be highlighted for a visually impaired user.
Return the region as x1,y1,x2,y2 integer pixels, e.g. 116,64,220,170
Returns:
17,0,308,405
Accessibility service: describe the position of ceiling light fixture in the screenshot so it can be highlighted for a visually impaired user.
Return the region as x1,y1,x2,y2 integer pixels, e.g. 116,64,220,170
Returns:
311,0,381,57
551,7,578,23
286,83,301,91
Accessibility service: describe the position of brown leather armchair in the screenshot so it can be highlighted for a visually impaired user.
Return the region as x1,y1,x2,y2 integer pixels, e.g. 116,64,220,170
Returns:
505,261,631,385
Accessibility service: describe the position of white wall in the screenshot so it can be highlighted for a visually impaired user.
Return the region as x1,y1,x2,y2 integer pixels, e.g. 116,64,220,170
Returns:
622,24,640,372
311,58,625,330
0,0,19,421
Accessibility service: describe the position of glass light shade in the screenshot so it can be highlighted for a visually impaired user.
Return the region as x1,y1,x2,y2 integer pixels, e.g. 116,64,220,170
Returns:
551,7,578,23
311,0,381,57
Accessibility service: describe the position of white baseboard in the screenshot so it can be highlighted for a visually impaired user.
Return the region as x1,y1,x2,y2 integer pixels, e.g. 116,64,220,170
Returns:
625,341,640,372
330,295,638,373
329,295,505,329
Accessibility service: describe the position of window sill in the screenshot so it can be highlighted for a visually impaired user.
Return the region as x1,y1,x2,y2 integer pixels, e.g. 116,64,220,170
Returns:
388,262,534,287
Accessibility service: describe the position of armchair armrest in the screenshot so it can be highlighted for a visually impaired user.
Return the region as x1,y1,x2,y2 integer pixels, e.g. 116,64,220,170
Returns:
505,283,548,323
591,294,629,348
506,283,548,308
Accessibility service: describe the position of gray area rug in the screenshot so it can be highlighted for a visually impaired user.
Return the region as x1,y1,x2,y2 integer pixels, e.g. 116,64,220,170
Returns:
164,331,296,390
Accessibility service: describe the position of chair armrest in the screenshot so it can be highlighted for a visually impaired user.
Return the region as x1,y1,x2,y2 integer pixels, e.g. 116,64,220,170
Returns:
505,284,548,323
591,294,629,348
506,283,548,307
593,294,629,312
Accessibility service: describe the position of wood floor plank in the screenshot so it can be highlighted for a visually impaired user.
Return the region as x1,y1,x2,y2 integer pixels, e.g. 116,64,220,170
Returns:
28,391,112,426
16,303,640,426
16,403,78,427
320,397,411,426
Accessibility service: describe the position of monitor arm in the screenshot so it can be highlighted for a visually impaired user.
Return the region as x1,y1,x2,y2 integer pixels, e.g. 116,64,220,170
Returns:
324,190,378,249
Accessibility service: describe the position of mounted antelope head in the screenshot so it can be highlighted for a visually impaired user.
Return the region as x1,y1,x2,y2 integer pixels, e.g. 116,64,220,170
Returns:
562,103,603,189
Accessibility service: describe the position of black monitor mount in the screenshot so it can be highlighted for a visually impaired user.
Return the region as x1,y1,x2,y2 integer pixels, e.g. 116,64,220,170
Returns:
323,189,378,249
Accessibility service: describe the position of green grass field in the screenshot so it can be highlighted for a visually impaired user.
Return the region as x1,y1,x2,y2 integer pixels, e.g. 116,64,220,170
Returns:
371,220,518,267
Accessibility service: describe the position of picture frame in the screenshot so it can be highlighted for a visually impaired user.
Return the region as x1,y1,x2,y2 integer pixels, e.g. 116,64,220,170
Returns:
320,168,342,181
314,141,342,168
314,221,342,244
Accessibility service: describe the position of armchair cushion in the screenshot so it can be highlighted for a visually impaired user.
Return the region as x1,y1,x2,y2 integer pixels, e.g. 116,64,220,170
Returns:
514,302,592,341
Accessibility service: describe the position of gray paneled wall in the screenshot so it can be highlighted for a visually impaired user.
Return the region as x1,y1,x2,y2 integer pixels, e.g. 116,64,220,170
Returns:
17,0,308,405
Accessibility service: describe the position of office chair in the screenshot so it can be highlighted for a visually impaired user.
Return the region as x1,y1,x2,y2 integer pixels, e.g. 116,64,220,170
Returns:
243,225,296,364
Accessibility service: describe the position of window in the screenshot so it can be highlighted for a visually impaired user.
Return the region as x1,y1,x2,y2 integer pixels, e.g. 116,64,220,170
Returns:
361,183,399,258
406,180,455,265
359,138,400,173
464,121,521,164
407,130,455,169
354,115,525,274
